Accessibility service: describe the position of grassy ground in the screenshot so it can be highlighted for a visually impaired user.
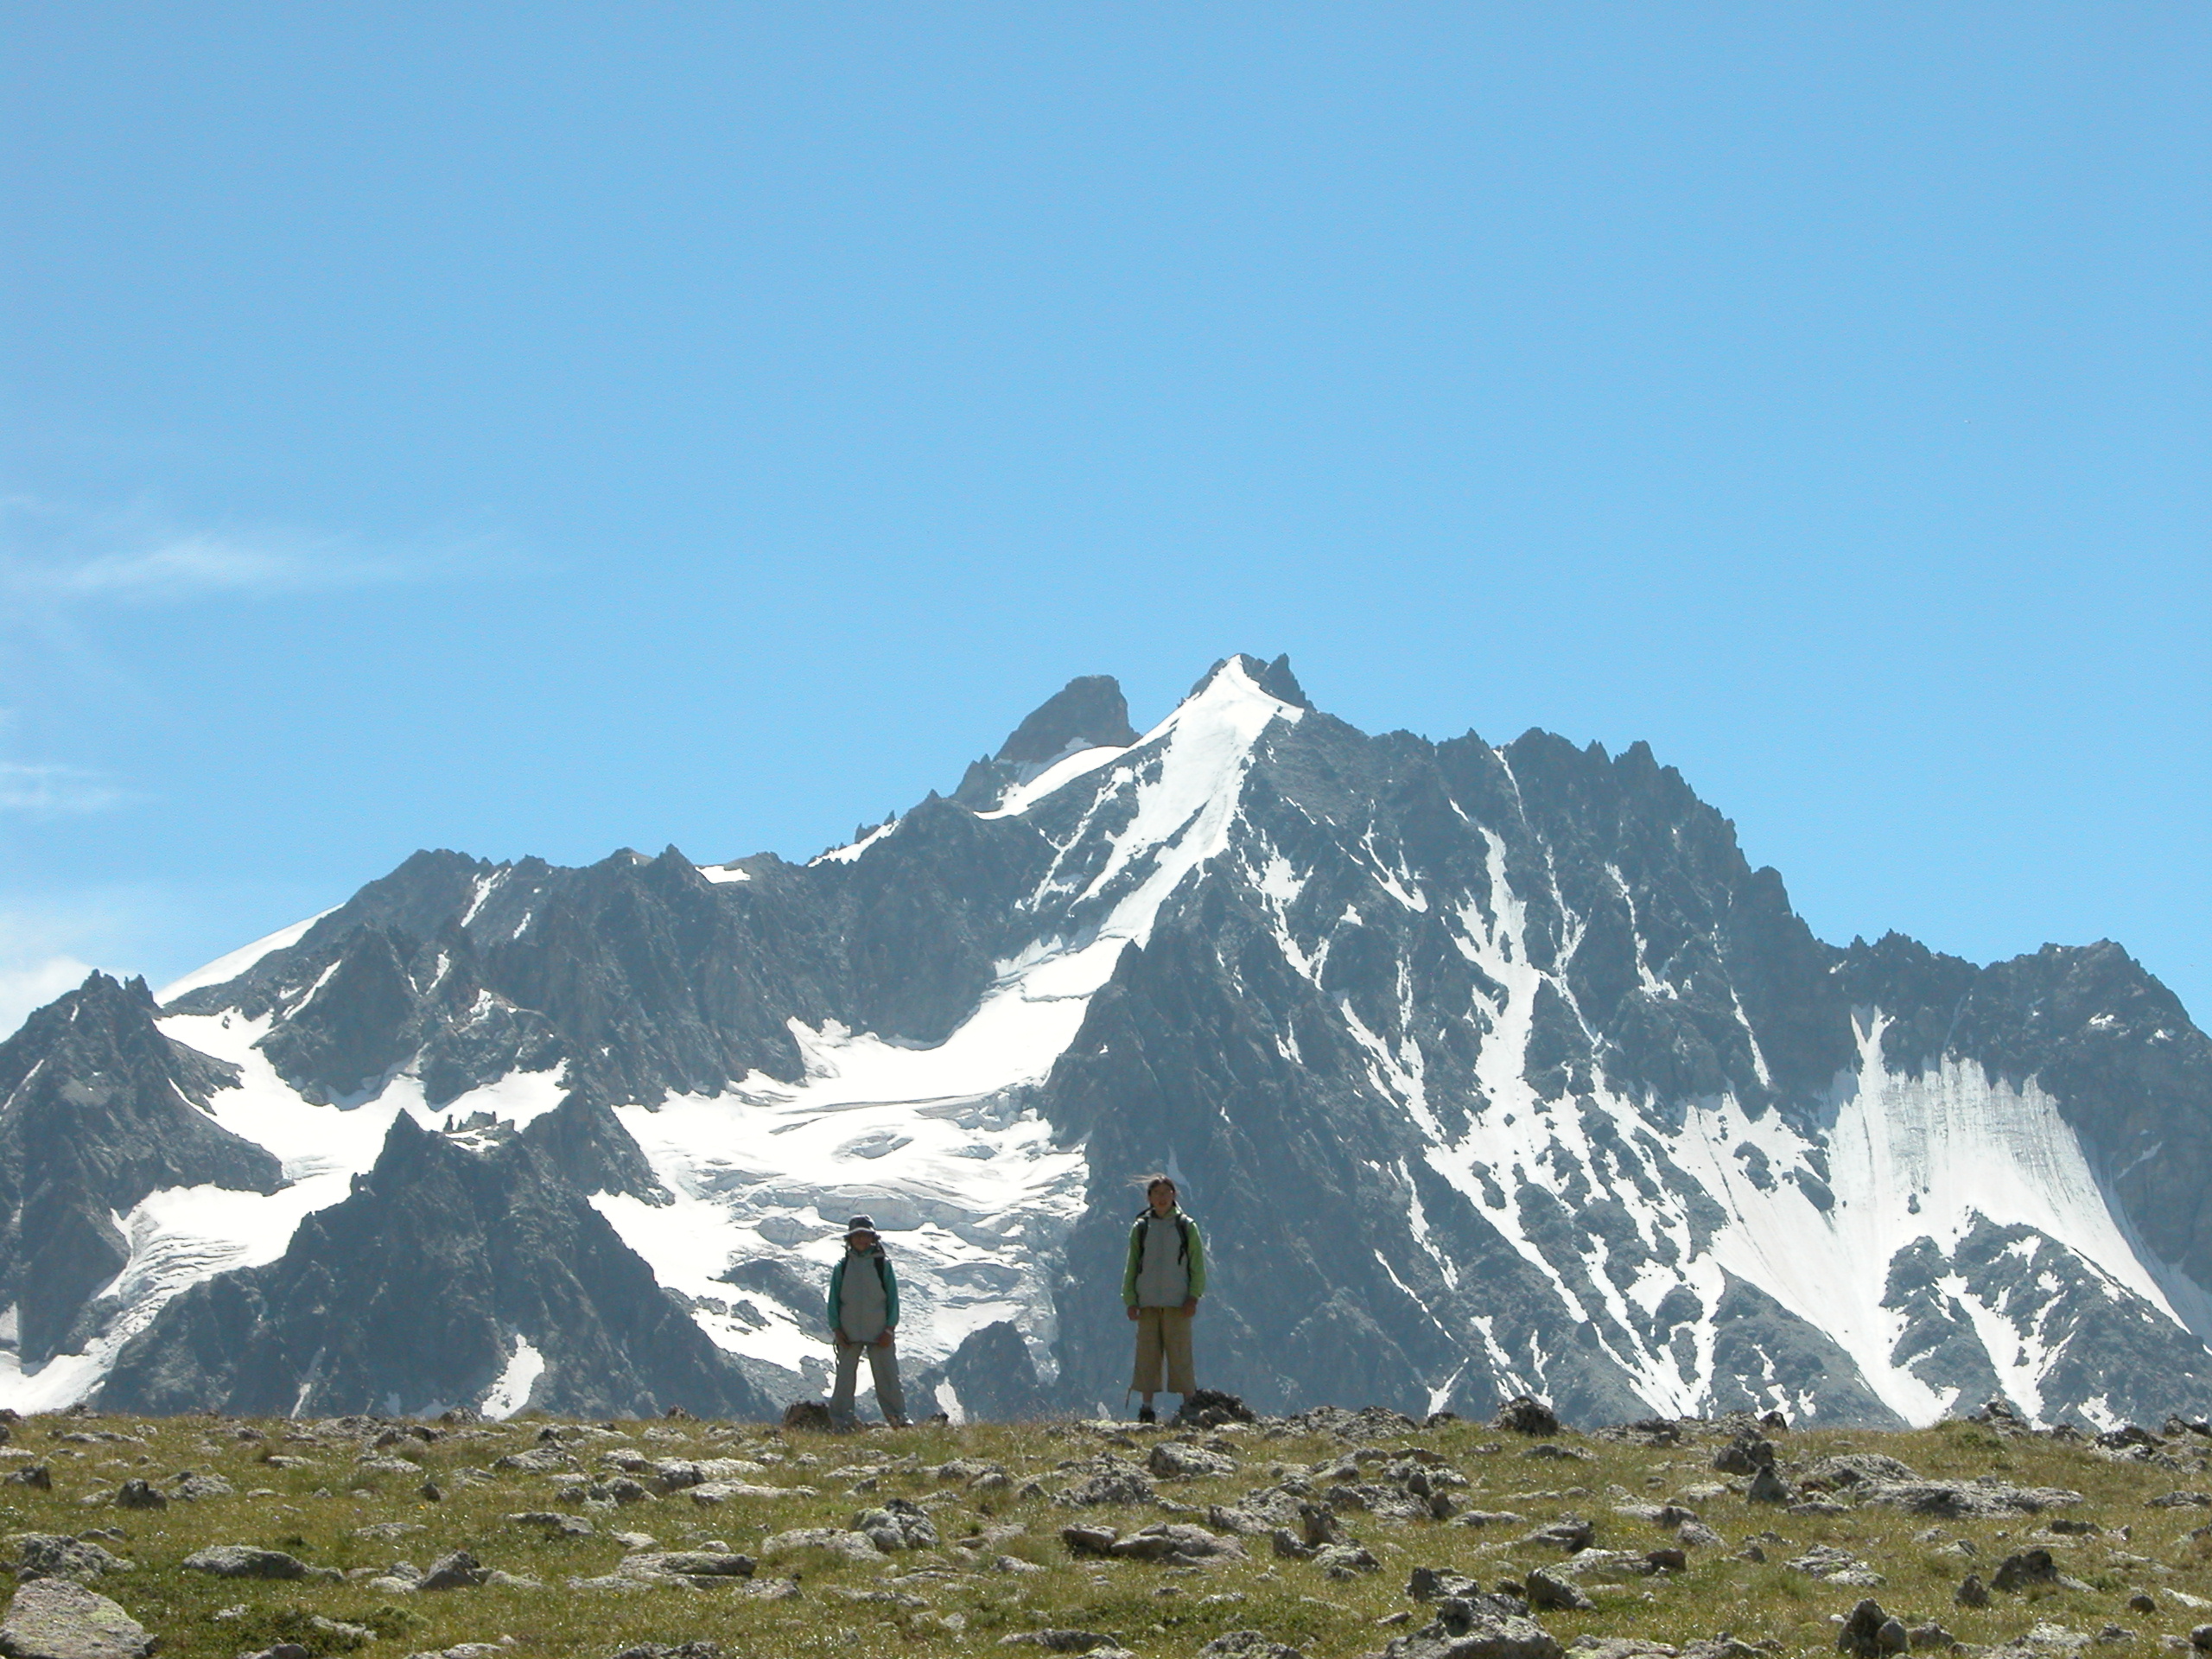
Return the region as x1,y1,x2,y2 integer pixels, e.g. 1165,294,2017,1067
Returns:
3,1408,2208,1659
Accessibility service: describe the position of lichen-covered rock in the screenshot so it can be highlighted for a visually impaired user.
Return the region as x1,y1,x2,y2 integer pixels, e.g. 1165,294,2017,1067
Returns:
10,1539,130,1586
0,1578,156,1659
1370,1597,1563,1659
181,1545,334,1581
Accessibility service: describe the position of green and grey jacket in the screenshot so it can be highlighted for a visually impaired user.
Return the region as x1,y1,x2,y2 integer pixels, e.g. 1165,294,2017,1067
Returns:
827,1247,899,1341
1122,1208,1206,1307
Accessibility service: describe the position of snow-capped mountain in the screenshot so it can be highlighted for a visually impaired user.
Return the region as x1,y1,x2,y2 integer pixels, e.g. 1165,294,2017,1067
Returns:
3,654,2208,1426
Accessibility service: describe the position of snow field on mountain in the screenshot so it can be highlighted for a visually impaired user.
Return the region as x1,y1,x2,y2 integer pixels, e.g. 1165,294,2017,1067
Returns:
595,660,1314,1385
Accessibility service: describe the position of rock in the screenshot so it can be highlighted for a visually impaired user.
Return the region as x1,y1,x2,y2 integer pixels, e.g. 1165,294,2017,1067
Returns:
1861,1483,2083,1519
1409,1568,1483,1601
1992,1550,2063,1592
354,1522,428,1541
781,1402,835,1433
506,1510,594,1538
1908,1625,1956,1650
1453,1512,1530,1531
2148,1494,2212,1510
2125,1595,2156,1615
1839,1599,1907,1658
2003,1622,2092,1653
1519,1517,1596,1552
6,1470,51,1493
1567,1641,1680,1659
168,1472,232,1500
1806,1454,1921,1488
1525,1568,1595,1611
758,1527,884,1563
1198,1634,1306,1659
1745,1466,1795,1505
2189,1630,2212,1655
1956,1576,1990,1608
1645,1548,1688,1573
417,1550,489,1591
1495,1398,1561,1438
607,1644,724,1659
0,1578,156,1659
105,1485,161,1515
1314,1545,1382,1580
1148,1442,1238,1480
1789,1546,1886,1588
1713,1434,1777,1475
997,1632,1122,1653
12,1539,130,1586
621,1551,755,1586
1061,1525,1118,1556
853,1497,938,1551
1174,1390,1259,1429
1373,1597,1564,1659
1106,1523,1243,1566
181,1545,332,1581
1058,1467,1157,1507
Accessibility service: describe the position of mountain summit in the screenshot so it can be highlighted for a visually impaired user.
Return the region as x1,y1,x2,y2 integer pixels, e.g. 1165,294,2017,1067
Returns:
3,656,2207,1424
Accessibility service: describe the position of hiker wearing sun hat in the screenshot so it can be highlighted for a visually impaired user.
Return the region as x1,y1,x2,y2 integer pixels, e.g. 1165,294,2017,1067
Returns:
826,1215,909,1427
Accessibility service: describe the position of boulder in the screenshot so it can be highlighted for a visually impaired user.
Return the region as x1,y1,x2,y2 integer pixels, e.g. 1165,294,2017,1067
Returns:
417,1550,489,1591
1409,1568,1483,1601
11,1539,130,1586
181,1546,333,1581
1495,1398,1561,1438
1370,1597,1563,1659
1837,1600,1910,1659
1147,1442,1238,1480
1524,1568,1594,1611
0,1578,156,1659
1198,1636,1306,1659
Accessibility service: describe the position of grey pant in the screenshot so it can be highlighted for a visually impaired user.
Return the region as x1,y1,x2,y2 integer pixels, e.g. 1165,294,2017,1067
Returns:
830,1336,907,1425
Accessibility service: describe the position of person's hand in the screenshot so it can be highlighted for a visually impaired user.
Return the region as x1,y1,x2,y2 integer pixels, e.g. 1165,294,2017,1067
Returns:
1181,1297,1198,1317
874,1328,895,1349
1126,1305,1141,1321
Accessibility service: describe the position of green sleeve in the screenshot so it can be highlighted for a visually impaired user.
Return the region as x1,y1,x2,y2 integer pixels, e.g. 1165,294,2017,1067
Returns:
826,1257,843,1332
883,1256,900,1328
1185,1217,1207,1300
1122,1221,1142,1306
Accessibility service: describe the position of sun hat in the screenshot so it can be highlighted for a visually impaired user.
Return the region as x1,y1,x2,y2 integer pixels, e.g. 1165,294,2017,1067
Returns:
842,1215,880,1240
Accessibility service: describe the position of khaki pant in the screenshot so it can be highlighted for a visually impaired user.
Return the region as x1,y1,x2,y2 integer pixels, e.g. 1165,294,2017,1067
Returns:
830,1335,907,1426
1130,1305,1195,1395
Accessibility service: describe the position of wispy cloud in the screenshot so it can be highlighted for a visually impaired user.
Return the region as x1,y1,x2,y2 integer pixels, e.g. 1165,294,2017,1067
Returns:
0,495,508,607
0,761,130,815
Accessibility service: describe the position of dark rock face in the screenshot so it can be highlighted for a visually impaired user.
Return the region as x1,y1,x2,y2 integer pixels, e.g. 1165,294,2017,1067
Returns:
102,1103,772,1419
954,673,1143,808
0,974,280,1365
3,653,2208,1425
912,1320,1052,1421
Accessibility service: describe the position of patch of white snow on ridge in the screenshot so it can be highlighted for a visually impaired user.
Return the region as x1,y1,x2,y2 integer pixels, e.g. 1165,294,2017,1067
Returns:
698,864,753,885
812,819,899,866
1660,1010,2180,1425
480,1334,544,1419
157,910,334,1003
979,745,1133,819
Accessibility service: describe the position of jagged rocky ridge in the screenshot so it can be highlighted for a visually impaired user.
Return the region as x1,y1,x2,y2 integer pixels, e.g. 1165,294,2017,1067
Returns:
1,654,2208,1425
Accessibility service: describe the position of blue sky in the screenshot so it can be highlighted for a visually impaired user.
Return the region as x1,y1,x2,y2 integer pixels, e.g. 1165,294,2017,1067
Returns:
3,4,2206,1035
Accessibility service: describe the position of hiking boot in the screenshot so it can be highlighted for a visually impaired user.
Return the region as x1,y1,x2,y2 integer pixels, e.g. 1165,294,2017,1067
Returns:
1136,1406,1157,1424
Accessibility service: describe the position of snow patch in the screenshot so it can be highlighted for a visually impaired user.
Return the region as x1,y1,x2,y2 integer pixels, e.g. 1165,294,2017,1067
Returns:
157,910,333,1003
481,1334,544,1419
